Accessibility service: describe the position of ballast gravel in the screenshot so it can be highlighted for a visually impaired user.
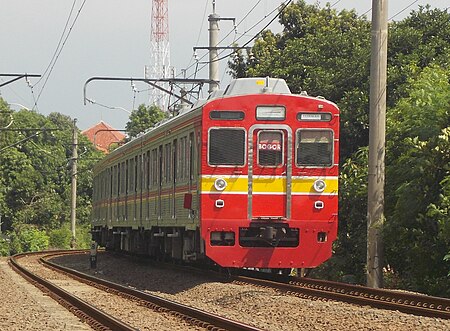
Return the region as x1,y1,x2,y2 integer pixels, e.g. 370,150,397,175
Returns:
14,254,207,331
52,252,450,331
0,257,92,331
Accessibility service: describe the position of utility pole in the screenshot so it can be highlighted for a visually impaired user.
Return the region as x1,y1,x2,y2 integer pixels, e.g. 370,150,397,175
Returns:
367,0,388,288
70,119,78,248
208,1,220,92
194,1,235,93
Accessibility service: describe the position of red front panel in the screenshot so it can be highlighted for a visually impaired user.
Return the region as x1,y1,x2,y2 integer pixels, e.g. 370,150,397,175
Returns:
199,93,339,269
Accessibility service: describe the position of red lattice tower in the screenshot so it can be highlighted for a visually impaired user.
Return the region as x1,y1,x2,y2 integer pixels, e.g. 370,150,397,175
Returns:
146,0,170,108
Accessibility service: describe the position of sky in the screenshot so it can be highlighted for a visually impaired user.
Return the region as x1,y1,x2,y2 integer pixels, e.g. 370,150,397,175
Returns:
0,0,447,130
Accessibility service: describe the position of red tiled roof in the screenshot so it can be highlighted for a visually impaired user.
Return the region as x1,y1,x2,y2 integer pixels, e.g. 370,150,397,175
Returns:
82,121,126,153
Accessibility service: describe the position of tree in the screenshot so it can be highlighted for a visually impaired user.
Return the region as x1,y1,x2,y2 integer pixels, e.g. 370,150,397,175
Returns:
227,2,450,295
229,1,372,160
125,104,167,139
388,6,450,108
0,99,102,254
229,2,449,162
384,65,450,296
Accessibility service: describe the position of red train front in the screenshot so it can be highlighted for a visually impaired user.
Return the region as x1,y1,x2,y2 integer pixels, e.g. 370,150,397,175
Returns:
199,78,339,269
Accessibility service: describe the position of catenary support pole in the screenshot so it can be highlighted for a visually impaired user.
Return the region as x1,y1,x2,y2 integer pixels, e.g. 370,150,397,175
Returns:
208,1,220,92
70,118,78,248
367,0,388,288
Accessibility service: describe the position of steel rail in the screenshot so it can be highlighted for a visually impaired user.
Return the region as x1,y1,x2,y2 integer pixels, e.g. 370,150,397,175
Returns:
9,251,137,331
152,261,450,320
231,272,450,320
42,251,263,331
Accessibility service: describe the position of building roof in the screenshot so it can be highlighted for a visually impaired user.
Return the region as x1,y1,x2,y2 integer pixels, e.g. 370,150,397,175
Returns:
82,121,126,153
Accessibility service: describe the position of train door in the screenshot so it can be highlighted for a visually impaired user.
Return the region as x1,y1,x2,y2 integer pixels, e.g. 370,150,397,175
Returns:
249,125,292,219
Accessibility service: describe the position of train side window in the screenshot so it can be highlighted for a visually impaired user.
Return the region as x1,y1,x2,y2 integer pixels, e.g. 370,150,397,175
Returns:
179,136,187,180
257,130,284,167
151,148,158,186
118,162,123,195
173,139,177,184
110,167,113,198
128,158,133,194
208,128,245,166
135,155,139,192
296,130,333,167
101,172,105,199
146,151,150,190
164,143,171,183
189,132,194,180
124,161,128,195
115,165,119,197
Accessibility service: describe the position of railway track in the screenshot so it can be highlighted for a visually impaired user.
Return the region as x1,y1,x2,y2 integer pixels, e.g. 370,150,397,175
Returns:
9,250,136,331
133,258,450,321
228,270,450,320
12,250,263,331
113,255,449,321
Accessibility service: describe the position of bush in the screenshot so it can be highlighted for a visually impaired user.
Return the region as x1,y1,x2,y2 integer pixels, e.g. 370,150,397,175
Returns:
9,226,49,254
0,237,10,256
49,226,72,249
49,223,92,249
20,227,49,252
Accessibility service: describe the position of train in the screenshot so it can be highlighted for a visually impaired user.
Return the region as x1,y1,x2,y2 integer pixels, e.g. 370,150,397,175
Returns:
91,77,339,271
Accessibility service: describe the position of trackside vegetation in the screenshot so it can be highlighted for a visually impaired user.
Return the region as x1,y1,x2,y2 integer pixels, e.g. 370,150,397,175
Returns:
229,1,449,297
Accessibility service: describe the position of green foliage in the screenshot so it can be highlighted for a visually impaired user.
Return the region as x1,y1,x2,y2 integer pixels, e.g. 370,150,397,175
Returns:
384,65,450,296
0,99,102,255
125,104,167,139
48,226,72,249
0,237,10,256
226,2,450,295
75,223,93,249
8,225,49,254
48,223,91,249
230,0,371,160
388,6,450,107
313,148,369,283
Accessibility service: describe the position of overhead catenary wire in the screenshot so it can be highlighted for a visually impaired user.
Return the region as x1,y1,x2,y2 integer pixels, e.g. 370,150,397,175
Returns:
185,0,210,69
33,0,78,87
33,0,88,111
389,0,419,21
182,0,264,77
359,0,434,21
330,0,343,8
215,0,263,49
181,0,290,80
189,0,293,79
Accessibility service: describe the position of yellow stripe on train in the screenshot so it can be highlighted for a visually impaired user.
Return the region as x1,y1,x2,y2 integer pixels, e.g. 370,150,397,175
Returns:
200,175,338,195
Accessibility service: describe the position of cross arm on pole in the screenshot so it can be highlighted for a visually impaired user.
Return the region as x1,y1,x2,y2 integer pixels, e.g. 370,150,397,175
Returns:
0,74,41,88
83,76,218,107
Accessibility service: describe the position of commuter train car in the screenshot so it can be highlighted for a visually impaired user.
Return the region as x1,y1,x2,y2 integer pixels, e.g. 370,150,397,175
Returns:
91,77,339,270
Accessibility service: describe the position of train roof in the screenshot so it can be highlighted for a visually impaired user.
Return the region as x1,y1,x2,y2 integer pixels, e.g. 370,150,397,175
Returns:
222,77,291,96
96,77,336,167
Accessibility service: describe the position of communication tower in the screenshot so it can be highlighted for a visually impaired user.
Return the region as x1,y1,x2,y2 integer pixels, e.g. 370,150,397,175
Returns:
146,0,170,109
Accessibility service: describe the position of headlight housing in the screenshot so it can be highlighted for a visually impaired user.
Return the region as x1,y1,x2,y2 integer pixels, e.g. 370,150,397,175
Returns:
214,178,227,191
313,179,326,193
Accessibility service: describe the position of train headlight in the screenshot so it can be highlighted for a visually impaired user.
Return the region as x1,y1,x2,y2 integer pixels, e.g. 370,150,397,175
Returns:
313,179,326,193
214,178,227,191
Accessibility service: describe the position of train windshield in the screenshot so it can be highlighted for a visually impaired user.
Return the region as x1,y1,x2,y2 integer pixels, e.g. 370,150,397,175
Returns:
257,130,283,166
208,128,245,166
296,130,333,167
